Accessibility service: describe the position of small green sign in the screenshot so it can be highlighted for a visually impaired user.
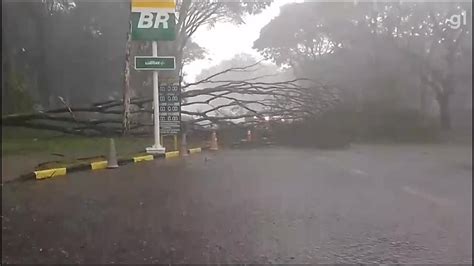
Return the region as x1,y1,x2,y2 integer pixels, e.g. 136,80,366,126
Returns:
134,56,176,70
131,12,176,41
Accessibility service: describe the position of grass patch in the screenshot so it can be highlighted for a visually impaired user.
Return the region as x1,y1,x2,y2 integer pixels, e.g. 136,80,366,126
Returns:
3,127,207,168
34,155,107,171
2,127,163,156
2,134,151,157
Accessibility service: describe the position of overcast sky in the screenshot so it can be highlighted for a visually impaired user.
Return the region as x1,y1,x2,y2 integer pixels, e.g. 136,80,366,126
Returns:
184,0,301,82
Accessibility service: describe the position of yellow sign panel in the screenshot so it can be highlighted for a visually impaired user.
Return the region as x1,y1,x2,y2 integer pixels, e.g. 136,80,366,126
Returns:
132,0,175,13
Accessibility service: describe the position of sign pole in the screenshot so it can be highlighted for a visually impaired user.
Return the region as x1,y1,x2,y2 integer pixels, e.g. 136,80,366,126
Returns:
152,41,161,148
131,0,178,155
146,41,165,154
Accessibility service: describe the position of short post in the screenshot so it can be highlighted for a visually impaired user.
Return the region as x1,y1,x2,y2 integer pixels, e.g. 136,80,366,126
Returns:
210,130,218,151
173,135,178,151
107,138,119,169
180,132,188,157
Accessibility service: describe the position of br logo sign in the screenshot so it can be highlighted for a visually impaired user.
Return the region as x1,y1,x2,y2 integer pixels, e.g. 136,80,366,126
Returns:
131,0,176,41
137,12,170,29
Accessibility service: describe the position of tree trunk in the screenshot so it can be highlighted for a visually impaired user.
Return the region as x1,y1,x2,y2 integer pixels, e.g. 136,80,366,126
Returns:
122,15,132,135
35,11,53,109
2,25,12,114
438,93,451,130
419,81,427,115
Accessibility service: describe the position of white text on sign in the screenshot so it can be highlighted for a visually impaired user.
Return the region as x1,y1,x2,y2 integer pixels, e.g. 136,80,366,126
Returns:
137,12,170,29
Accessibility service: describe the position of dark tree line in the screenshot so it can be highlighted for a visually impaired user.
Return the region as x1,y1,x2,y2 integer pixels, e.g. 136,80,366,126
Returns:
2,0,277,133
3,0,129,112
254,1,472,131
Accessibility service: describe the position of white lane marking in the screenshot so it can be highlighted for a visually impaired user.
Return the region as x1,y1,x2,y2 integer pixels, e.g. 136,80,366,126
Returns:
350,169,368,176
316,156,369,177
402,186,454,206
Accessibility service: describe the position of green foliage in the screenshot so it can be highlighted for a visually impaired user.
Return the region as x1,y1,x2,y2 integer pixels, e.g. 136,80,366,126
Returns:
1,132,149,157
183,39,207,65
254,1,471,133
4,1,273,109
272,109,355,149
207,1,273,25
253,2,360,66
1,127,206,157
357,105,440,142
271,105,439,147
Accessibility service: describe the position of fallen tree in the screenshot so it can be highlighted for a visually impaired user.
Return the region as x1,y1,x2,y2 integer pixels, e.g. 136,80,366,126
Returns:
2,63,340,136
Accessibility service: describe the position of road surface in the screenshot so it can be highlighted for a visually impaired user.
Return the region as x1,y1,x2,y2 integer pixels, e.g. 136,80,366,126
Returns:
2,144,472,264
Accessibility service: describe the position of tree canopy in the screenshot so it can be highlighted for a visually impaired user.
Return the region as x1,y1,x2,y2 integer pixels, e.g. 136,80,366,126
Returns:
2,0,272,111
254,1,472,129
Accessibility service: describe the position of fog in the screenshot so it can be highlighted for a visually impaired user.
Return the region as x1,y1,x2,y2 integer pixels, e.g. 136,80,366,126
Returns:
2,0,472,134
2,1,473,264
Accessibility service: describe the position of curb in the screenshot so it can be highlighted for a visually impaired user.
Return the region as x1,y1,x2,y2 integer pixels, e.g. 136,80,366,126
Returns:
10,146,211,182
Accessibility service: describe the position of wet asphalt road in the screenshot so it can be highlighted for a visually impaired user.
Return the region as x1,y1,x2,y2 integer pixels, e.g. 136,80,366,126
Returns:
2,145,472,264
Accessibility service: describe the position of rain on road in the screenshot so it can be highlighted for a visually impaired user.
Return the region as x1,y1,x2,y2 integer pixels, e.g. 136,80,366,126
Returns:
2,145,472,264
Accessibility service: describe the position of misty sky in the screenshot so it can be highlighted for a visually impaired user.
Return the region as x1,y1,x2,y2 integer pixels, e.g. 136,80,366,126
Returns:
184,0,301,82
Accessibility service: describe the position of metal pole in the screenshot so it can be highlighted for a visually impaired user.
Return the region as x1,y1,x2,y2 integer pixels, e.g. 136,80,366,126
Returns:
152,41,160,147
146,41,165,154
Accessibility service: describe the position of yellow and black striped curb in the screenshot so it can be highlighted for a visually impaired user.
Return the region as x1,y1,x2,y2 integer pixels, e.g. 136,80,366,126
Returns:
11,147,210,182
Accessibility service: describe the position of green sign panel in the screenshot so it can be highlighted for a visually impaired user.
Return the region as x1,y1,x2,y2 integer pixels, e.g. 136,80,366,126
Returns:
134,56,176,70
131,12,176,41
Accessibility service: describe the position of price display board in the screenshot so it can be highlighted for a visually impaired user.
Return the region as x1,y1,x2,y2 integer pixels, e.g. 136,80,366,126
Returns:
158,82,180,134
